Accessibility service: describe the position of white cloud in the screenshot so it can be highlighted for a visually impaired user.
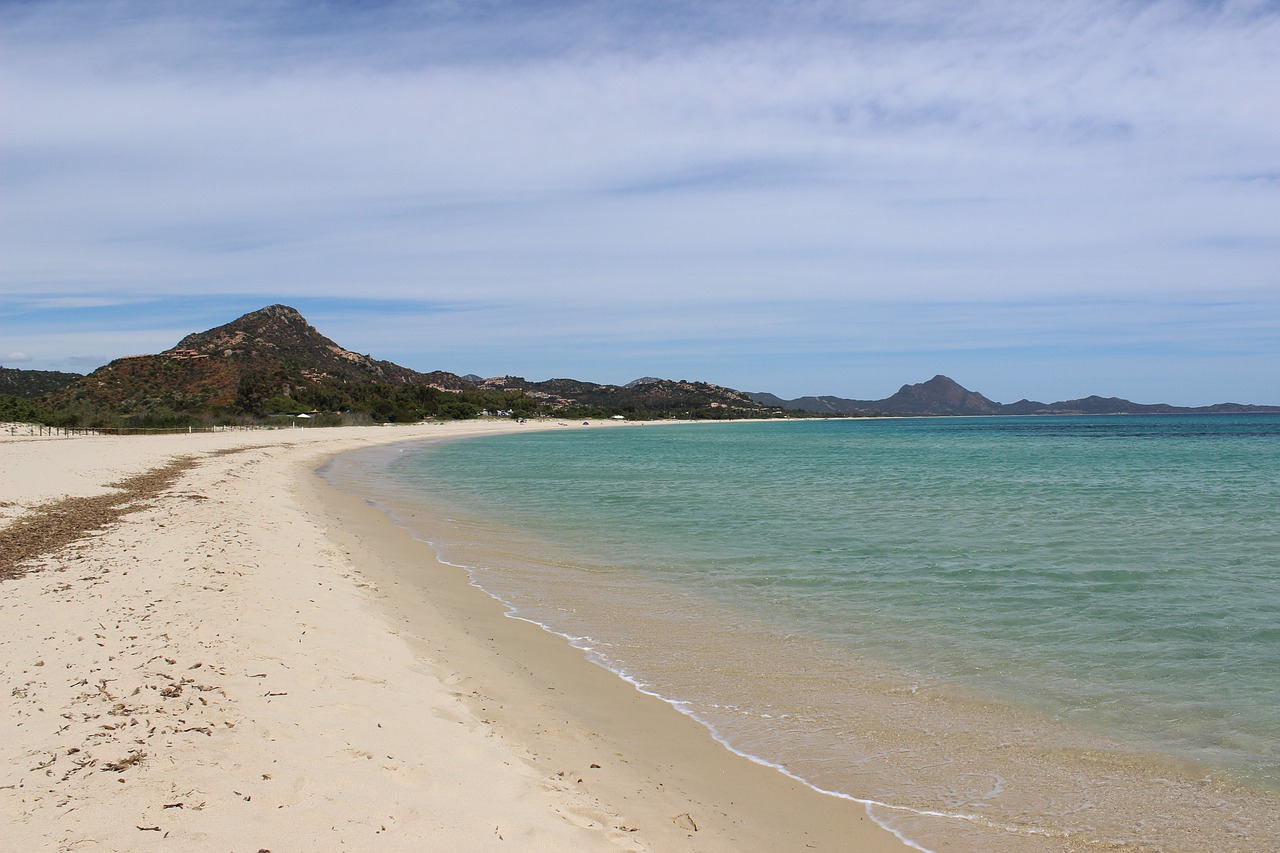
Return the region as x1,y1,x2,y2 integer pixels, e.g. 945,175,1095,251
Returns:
1,0,1277,402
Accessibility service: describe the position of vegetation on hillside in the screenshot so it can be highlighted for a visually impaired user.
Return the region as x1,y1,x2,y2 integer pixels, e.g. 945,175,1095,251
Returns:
1,394,55,425
3,306,799,428
0,366,82,399
33,373,787,428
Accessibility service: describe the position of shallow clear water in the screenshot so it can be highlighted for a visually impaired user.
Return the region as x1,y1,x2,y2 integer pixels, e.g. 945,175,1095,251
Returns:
328,415,1280,851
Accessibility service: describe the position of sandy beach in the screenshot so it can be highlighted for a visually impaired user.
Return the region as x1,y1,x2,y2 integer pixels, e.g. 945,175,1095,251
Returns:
1,421,909,852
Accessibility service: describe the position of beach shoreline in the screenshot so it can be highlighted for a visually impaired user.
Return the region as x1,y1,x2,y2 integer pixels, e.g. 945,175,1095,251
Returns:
1,420,909,851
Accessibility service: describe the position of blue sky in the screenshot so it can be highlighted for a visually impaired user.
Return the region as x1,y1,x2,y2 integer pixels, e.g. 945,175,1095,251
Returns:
2,0,1278,405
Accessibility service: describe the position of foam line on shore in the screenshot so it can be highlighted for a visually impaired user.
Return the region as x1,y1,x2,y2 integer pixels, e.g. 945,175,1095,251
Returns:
311,425,915,851
392,510,1069,853
329,446,958,851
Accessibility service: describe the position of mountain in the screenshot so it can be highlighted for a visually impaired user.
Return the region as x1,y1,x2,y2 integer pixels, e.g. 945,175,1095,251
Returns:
745,375,999,415
1001,396,1280,415
749,377,1280,416
485,375,767,416
879,375,1003,415
167,304,454,387
47,305,776,425
52,305,476,418
37,305,1278,425
0,366,83,398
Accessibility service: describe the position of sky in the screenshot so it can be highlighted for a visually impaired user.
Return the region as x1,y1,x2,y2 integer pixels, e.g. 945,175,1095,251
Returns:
2,0,1278,406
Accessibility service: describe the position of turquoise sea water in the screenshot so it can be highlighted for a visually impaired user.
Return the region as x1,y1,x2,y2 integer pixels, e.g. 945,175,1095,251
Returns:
329,415,1280,851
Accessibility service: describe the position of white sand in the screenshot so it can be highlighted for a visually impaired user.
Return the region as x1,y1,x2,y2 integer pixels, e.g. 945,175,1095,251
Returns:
1,422,908,852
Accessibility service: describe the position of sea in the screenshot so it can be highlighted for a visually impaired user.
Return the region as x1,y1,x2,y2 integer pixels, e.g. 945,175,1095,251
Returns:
321,414,1280,852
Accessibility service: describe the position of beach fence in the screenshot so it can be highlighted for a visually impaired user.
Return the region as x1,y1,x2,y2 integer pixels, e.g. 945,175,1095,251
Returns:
4,423,274,437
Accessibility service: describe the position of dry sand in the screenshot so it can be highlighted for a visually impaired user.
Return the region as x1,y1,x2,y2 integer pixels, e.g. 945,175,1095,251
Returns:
1,421,911,852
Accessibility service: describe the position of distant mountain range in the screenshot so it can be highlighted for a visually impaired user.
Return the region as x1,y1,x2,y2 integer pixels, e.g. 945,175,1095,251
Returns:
746,374,1280,416
3,306,1277,422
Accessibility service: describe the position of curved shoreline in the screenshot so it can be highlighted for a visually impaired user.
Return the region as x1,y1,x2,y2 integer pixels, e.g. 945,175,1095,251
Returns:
327,419,1280,853
1,420,909,851
309,424,915,851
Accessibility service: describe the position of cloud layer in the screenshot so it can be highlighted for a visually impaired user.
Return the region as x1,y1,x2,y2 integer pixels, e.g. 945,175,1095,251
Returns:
3,0,1278,403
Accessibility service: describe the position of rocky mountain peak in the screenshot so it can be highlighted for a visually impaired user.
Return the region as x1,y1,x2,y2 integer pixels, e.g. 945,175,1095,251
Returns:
883,375,1002,415
170,304,328,355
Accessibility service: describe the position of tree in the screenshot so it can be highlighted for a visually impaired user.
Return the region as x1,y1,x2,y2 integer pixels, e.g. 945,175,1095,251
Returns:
0,394,51,425
437,400,479,420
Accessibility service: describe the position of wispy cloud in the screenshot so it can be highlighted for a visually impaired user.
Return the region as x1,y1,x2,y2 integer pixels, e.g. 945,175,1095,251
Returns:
2,0,1277,403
